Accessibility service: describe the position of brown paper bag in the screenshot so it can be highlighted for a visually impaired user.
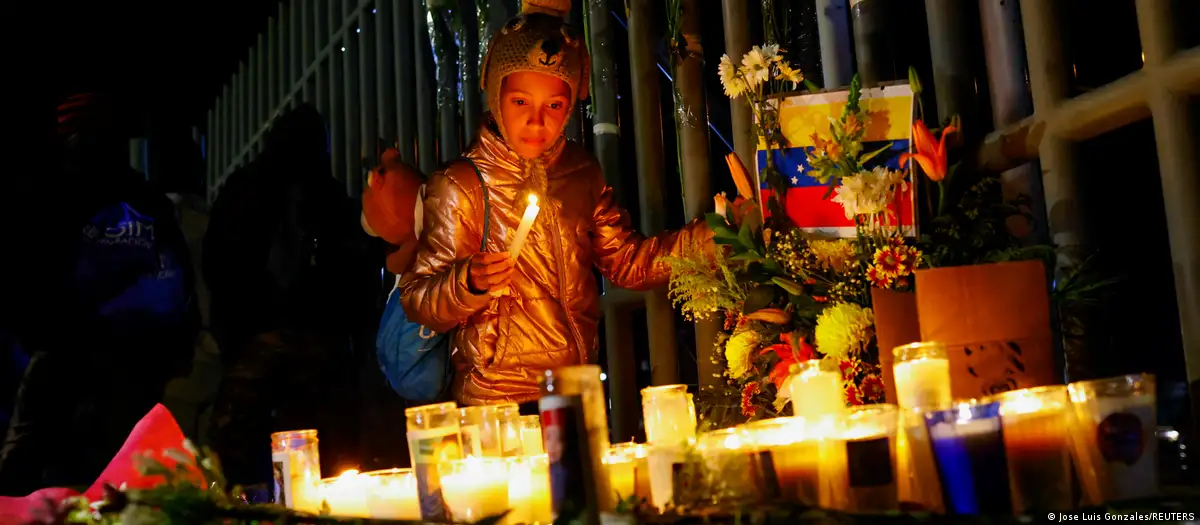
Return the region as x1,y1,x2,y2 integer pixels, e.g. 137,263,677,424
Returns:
870,288,922,405
914,260,1058,399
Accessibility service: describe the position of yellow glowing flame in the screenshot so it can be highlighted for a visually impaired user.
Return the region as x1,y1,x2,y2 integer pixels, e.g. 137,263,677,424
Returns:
527,194,539,206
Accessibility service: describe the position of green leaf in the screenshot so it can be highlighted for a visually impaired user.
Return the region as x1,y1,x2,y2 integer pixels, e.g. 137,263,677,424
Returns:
730,251,764,262
713,230,742,247
743,285,776,313
737,222,757,251
859,142,894,165
705,212,730,233
803,78,822,93
772,277,806,296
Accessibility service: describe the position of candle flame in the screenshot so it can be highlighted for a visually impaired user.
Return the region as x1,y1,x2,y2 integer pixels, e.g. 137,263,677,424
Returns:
338,469,361,479
527,194,538,206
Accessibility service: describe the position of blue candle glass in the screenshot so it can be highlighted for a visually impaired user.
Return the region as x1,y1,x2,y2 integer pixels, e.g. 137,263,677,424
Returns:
924,400,1013,514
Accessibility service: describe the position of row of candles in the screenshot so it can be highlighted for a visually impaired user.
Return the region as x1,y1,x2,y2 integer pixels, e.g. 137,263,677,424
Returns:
270,342,1158,521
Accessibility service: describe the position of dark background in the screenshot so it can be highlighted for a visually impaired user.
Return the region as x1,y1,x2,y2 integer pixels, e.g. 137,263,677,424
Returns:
9,0,1197,441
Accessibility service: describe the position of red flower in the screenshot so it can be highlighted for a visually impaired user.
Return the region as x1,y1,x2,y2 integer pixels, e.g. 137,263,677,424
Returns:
838,359,860,382
844,383,864,406
741,382,762,418
900,120,957,182
860,374,886,403
866,265,893,288
761,333,815,390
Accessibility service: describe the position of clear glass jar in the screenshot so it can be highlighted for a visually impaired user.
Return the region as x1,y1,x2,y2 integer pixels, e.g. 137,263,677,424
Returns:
405,401,462,522
271,429,321,512
538,365,612,521
641,384,696,446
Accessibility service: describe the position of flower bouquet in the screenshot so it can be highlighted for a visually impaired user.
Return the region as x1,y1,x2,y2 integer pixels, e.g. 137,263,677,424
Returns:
667,46,1105,428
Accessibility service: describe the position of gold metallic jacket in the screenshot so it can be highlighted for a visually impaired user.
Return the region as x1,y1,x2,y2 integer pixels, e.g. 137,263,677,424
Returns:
400,121,711,406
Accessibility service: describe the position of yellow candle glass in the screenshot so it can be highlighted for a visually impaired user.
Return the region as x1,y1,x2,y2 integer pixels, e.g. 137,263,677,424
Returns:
318,470,371,518
460,404,511,457
995,385,1075,513
507,454,553,525
607,442,651,503
1068,373,1158,504
641,384,697,446
270,429,321,513
789,359,844,420
742,417,822,506
405,401,463,522
439,456,510,523
519,414,544,455
838,404,900,513
497,403,524,457
892,342,952,412
364,468,420,520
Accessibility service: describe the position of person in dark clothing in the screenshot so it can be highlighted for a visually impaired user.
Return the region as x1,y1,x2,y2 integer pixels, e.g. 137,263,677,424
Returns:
0,93,200,495
204,104,366,485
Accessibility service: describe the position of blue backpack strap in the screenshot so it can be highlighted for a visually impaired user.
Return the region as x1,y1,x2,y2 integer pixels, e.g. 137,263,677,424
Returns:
460,157,490,252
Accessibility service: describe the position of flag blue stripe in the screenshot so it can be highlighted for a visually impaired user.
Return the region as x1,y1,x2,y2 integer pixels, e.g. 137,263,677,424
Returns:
756,139,910,188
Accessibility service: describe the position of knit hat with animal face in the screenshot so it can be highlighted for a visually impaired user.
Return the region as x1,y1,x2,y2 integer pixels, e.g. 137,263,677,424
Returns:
480,0,590,145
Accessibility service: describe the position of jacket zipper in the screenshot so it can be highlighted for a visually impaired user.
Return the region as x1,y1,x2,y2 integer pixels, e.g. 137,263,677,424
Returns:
548,205,588,362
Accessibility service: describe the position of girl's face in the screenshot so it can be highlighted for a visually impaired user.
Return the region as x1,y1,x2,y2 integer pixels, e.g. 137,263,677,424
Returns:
499,71,572,159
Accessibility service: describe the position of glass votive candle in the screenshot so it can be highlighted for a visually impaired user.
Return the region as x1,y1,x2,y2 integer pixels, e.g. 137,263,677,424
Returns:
364,468,420,520
925,400,1013,515
507,454,553,525
1068,373,1158,503
641,384,697,446
405,401,463,522
460,404,510,457
838,404,901,513
789,359,845,420
892,342,952,412
696,427,759,503
995,386,1075,513
317,469,370,518
438,456,510,523
519,414,544,455
608,442,651,503
497,403,523,457
270,429,321,512
742,417,821,506
605,444,638,502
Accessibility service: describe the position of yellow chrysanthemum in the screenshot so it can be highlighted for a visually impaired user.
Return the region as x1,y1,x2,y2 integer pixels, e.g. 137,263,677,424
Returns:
724,329,760,380
807,239,856,273
814,303,875,359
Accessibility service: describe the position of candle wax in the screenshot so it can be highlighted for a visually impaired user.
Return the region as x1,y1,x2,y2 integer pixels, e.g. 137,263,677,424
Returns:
893,358,951,411
790,369,844,420
1003,410,1073,513
642,393,696,446
766,441,821,505
441,459,510,523
365,472,421,520
928,417,1013,515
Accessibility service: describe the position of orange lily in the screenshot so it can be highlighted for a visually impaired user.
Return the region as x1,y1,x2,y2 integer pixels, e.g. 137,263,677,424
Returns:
761,333,815,390
900,120,956,182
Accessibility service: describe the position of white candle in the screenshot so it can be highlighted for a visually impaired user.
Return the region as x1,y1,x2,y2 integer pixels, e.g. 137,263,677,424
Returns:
365,469,420,520
507,455,554,525
508,193,540,257
318,470,371,518
789,360,844,420
440,456,510,523
893,357,952,411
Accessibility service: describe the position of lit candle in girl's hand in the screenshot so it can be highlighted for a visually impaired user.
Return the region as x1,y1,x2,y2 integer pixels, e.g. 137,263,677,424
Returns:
508,194,540,257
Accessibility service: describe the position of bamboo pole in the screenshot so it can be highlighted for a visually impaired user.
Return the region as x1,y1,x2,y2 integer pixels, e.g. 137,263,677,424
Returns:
924,0,980,133
429,2,461,163
673,0,721,391
1136,0,1200,436
627,0,679,386
849,0,894,85
359,10,378,195
587,0,638,441
343,27,362,196
376,0,398,142
395,0,417,165
815,0,854,89
459,0,482,145
978,0,1049,246
722,0,756,182
415,0,438,174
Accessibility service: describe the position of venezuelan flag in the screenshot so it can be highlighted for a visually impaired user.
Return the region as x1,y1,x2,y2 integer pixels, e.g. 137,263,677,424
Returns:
755,83,917,238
